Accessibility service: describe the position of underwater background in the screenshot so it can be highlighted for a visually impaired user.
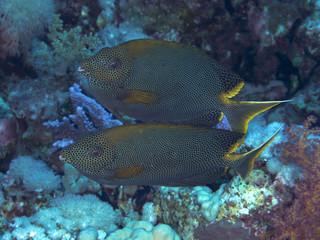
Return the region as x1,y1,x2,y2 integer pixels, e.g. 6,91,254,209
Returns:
0,0,319,239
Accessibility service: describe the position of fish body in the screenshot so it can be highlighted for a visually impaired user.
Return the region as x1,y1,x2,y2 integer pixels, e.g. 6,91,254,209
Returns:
79,39,285,135
59,124,280,186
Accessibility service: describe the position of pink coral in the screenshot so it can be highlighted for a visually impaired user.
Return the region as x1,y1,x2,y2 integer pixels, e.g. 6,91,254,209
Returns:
243,116,320,239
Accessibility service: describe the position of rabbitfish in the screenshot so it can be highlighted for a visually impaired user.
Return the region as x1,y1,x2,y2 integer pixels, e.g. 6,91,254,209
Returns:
79,39,286,136
59,124,281,186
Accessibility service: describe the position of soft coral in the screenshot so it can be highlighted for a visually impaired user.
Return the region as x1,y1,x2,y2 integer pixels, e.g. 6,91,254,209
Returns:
269,116,320,239
0,0,55,58
244,116,320,239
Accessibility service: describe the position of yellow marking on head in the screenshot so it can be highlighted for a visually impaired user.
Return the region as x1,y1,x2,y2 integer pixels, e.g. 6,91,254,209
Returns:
224,81,244,99
115,166,144,179
80,45,134,88
122,89,157,104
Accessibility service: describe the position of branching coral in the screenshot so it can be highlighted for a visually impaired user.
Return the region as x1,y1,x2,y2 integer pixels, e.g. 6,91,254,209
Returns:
44,83,122,151
28,14,102,76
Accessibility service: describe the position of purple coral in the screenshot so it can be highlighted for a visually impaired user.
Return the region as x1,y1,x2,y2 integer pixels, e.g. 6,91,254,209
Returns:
69,83,121,130
44,83,122,151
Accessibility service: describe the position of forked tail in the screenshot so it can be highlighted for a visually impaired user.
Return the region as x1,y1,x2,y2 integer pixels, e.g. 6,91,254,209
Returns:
224,125,283,179
220,95,289,145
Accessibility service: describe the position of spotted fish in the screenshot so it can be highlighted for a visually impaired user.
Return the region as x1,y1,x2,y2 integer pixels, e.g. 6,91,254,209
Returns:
79,39,287,137
59,124,281,186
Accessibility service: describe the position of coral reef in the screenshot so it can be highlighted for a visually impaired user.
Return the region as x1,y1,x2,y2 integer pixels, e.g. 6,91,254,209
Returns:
193,185,225,222
8,78,67,122
142,202,157,225
154,186,201,239
153,185,228,239
0,0,319,239
2,194,117,240
1,184,179,240
267,116,320,239
62,162,101,194
6,77,69,159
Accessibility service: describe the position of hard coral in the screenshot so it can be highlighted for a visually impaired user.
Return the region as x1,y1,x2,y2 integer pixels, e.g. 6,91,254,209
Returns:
44,83,122,151
154,186,201,240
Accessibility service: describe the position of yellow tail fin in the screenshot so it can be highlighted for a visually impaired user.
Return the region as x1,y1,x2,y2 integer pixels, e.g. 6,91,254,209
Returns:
221,97,289,136
224,125,283,179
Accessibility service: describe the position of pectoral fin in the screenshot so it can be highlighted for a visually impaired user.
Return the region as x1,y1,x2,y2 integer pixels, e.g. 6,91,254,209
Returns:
115,166,144,179
122,89,157,104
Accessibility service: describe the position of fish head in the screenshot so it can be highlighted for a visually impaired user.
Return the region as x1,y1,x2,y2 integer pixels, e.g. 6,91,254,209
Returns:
78,46,133,88
59,131,117,179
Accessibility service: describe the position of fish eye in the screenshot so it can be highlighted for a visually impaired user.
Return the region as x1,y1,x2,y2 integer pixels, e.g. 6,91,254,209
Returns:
88,146,104,158
107,58,121,70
